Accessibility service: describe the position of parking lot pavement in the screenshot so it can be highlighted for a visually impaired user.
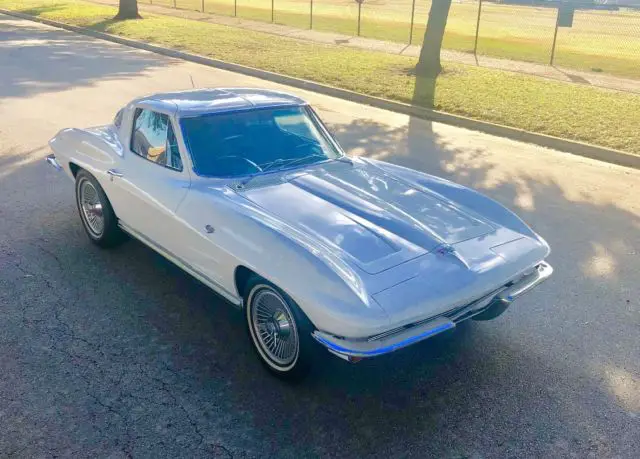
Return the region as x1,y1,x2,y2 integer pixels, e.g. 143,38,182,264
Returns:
1,14,638,458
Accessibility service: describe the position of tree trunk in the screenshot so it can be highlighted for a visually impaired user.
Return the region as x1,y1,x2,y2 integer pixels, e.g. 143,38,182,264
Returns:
114,0,141,20
416,0,452,78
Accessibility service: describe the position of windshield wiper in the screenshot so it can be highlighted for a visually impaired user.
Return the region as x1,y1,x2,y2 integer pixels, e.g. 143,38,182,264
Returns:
258,153,327,175
239,154,342,189
276,153,328,170
260,157,298,173
238,158,291,188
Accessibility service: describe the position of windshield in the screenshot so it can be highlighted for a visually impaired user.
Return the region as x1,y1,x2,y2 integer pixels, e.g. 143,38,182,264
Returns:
180,106,342,177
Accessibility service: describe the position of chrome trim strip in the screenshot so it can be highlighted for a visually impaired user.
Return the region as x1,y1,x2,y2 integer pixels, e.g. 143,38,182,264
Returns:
118,222,242,306
45,154,62,171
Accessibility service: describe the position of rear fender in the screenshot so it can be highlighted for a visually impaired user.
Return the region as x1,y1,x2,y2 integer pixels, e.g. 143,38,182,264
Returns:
48,127,121,182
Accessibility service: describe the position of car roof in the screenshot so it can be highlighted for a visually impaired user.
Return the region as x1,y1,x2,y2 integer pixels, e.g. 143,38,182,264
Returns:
134,88,307,116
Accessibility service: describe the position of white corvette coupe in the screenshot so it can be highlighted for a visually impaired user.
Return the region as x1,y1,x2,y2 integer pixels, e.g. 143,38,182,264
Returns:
47,88,552,379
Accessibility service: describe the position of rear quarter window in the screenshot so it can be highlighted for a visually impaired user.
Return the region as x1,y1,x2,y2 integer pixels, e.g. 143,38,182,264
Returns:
113,108,124,129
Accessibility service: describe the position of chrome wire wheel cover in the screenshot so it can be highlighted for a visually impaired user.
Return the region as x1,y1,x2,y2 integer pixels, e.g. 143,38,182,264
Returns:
250,287,299,368
79,180,104,237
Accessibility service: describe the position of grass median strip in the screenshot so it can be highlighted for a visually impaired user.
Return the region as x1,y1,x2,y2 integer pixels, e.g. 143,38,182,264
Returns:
2,0,639,155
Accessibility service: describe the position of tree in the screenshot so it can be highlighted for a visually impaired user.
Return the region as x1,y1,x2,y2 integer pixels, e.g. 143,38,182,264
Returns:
415,0,452,78
114,0,141,20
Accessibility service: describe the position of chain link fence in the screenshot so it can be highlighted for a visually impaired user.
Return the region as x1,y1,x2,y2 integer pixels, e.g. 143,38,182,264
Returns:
139,0,640,79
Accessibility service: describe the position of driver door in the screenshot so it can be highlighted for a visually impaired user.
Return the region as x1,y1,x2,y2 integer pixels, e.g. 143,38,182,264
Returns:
104,107,191,254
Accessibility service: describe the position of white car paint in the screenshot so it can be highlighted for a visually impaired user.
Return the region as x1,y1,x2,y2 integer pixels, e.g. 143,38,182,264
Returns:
48,88,553,360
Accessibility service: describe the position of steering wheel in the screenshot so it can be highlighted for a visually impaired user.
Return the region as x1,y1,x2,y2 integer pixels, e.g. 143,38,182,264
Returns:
216,155,263,173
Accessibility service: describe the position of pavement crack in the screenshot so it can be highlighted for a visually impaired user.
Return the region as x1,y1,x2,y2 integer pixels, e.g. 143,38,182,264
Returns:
209,444,233,458
88,392,120,418
32,240,64,272
14,259,55,290
140,363,205,447
13,261,35,277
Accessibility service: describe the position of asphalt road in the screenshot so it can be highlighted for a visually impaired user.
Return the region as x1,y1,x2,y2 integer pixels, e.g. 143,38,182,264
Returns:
1,14,639,458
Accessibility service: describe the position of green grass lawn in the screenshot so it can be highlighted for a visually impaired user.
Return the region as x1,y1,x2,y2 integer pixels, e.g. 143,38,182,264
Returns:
2,0,640,155
148,0,640,79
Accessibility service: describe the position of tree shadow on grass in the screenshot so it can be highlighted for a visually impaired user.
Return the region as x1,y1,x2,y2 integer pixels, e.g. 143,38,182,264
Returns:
89,17,145,33
16,4,67,17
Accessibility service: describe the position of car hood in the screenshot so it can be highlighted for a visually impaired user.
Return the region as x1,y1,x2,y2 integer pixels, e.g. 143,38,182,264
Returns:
238,160,497,274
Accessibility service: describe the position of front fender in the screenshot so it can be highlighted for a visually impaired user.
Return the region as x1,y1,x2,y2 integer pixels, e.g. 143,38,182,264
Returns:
240,211,392,337
180,186,391,338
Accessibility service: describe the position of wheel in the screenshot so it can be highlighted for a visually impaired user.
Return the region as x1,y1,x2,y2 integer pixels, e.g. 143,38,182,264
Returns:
244,276,314,381
75,170,124,248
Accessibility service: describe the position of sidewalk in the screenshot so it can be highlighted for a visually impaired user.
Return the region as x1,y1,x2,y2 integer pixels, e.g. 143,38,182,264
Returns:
94,0,640,94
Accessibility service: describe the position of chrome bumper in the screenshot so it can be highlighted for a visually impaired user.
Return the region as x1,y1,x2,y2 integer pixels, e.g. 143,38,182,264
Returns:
498,261,553,302
45,153,63,171
313,261,553,362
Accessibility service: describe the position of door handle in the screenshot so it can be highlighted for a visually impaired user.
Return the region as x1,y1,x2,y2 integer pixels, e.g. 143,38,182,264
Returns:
107,169,124,179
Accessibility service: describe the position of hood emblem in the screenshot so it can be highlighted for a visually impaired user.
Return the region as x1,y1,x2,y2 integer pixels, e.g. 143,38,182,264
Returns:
436,244,470,269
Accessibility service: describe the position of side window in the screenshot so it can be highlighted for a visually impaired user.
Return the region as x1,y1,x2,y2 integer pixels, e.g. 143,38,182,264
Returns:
131,108,168,164
167,122,183,171
130,108,182,171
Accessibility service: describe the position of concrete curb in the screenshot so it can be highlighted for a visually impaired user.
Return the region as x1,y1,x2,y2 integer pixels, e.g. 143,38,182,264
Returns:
3,8,639,170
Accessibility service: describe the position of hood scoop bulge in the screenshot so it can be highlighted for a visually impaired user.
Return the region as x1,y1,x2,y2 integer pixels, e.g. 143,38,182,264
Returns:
239,161,494,273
